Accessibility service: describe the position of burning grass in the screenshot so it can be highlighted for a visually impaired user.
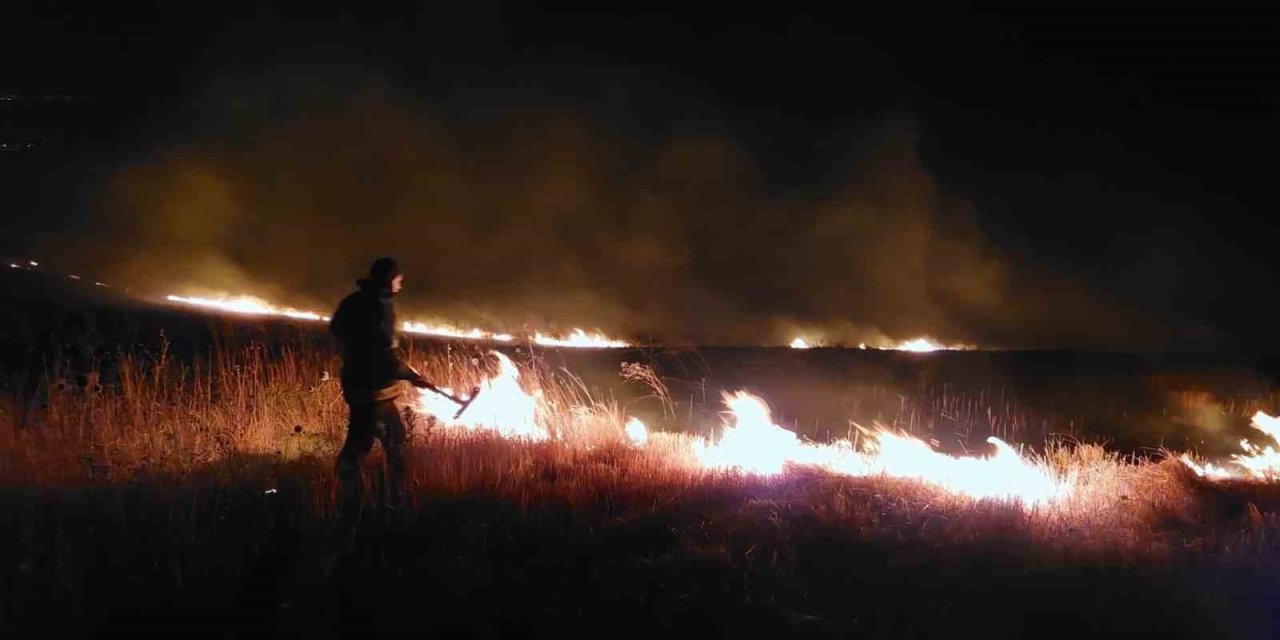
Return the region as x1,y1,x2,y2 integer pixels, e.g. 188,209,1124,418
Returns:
4,339,1280,637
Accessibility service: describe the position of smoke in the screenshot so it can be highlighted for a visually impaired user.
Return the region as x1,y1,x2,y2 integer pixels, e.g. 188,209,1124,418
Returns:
62,65,1180,349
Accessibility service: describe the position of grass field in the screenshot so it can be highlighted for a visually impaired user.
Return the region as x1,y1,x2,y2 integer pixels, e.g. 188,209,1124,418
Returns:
4,287,1280,637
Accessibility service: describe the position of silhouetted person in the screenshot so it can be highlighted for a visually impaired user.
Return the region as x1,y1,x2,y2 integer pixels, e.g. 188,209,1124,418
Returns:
329,258,432,517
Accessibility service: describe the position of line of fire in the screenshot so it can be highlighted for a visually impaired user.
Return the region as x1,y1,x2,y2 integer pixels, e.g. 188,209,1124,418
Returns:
6,6,1280,638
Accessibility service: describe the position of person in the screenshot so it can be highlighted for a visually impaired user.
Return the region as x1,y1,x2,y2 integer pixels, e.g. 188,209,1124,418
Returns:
328,257,432,514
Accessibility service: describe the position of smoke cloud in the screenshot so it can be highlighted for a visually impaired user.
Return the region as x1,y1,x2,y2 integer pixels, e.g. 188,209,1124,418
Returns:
60,64,1180,349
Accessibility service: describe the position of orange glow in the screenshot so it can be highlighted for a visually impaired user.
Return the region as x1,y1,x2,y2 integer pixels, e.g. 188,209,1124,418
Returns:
1183,411,1280,479
532,329,630,348
401,320,514,342
788,335,973,352
165,295,330,322
625,417,649,445
895,337,945,352
414,351,545,439
165,291,629,348
693,391,1069,505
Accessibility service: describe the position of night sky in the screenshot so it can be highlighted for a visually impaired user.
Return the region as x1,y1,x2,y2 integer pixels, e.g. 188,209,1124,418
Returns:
4,4,1279,351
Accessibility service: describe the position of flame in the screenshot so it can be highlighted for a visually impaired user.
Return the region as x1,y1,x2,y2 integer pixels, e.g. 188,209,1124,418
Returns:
1178,454,1237,480
166,295,331,322
694,392,815,474
895,337,945,352
163,288,1075,504
896,337,943,352
625,417,649,445
414,351,545,439
1183,411,1280,479
693,391,1068,504
402,320,514,342
787,335,970,351
532,329,629,348
165,291,628,348
851,431,1066,504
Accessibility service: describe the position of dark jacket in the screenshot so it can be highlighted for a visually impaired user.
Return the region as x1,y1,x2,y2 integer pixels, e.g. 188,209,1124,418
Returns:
329,281,416,402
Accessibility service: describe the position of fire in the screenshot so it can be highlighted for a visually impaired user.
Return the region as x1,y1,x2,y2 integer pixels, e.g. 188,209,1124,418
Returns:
896,337,944,352
886,337,979,352
412,382,1066,504
625,417,649,445
1178,455,1236,480
166,295,331,322
414,351,545,440
1183,411,1280,479
165,287,1066,505
532,329,629,349
787,335,970,351
693,391,1069,505
402,320,514,342
165,292,628,348
850,430,1066,504
693,392,818,474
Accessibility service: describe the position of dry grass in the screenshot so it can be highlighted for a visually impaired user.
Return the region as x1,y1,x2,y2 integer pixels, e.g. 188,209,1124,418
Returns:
4,339,1280,637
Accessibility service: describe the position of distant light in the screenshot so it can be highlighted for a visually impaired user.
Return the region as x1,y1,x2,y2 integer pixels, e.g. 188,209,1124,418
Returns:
69,275,81,280
28,260,37,267
858,343,867,349
789,337,811,349
94,282,109,287
8,263,20,269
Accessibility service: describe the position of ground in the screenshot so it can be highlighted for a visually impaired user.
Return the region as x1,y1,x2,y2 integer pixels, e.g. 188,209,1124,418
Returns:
3,275,1280,638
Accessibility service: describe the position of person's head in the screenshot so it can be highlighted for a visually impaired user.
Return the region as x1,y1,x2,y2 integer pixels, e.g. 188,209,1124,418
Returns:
365,257,403,294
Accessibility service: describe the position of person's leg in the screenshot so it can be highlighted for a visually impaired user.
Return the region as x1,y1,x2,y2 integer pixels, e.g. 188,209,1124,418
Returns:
375,399,408,509
336,401,377,520
308,401,376,587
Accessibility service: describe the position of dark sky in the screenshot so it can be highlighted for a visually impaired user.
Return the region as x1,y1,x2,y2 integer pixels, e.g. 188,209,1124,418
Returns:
4,4,1279,351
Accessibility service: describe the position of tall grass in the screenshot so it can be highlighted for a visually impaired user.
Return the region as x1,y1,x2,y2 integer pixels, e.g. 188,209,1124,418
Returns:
3,338,1277,552
3,338,1280,637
